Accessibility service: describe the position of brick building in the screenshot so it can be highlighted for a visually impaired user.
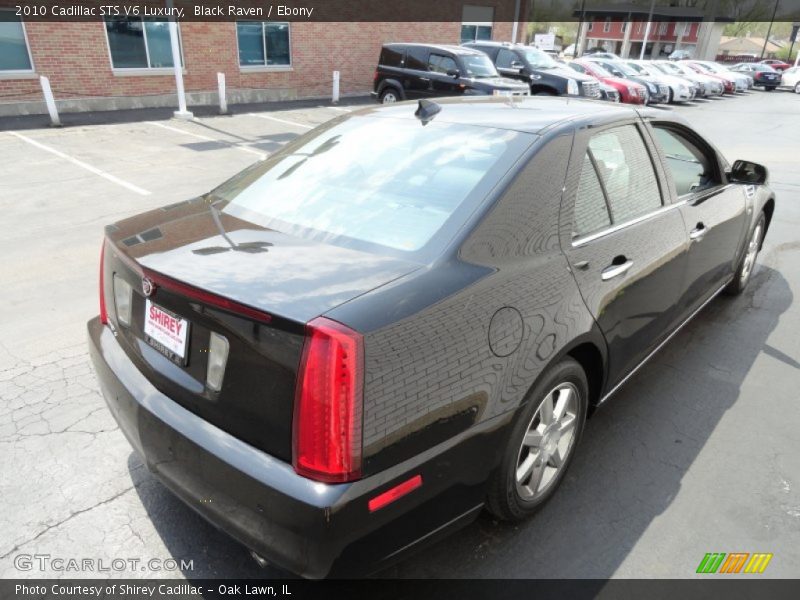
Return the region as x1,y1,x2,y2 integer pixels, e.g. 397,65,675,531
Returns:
573,4,729,61
0,3,523,116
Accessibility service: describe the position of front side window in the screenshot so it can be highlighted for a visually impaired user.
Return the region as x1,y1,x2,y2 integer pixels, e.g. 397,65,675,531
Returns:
652,126,717,196
215,116,534,258
428,54,457,74
237,21,290,67
0,13,33,72
460,54,498,78
105,18,183,69
461,5,494,43
588,126,662,223
496,48,516,69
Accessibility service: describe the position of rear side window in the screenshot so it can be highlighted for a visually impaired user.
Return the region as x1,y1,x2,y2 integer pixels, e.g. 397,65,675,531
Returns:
380,47,405,68
429,54,458,74
406,46,429,70
216,116,534,258
652,126,716,196
588,126,662,223
573,154,612,237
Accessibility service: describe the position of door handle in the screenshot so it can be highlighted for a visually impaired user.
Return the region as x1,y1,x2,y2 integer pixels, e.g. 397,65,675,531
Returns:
419,77,430,82
601,258,633,281
689,223,707,242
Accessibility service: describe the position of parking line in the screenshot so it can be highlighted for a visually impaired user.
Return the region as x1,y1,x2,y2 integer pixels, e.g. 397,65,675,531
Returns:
146,121,267,159
8,131,151,196
247,113,314,129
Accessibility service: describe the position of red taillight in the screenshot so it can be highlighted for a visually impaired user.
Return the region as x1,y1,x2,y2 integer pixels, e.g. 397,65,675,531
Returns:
373,70,379,82
293,317,363,483
99,240,108,324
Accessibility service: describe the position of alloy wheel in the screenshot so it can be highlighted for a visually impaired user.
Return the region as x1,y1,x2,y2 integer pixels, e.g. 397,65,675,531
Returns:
515,383,579,500
381,91,398,104
740,222,763,286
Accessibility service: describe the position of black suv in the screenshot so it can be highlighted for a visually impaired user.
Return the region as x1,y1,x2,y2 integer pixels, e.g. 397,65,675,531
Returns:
372,43,530,103
464,41,602,99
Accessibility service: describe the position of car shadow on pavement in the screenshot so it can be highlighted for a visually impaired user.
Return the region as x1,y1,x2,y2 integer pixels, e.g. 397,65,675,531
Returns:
129,264,791,579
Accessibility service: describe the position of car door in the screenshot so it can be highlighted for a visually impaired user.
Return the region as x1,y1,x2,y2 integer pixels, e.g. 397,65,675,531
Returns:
427,52,461,97
562,122,689,389
403,46,433,99
645,121,749,316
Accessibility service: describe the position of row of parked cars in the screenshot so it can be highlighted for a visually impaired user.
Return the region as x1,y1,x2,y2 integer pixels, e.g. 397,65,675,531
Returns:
372,42,800,106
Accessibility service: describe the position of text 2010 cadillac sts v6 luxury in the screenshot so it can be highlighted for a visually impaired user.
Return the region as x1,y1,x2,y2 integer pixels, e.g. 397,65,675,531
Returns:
88,97,774,578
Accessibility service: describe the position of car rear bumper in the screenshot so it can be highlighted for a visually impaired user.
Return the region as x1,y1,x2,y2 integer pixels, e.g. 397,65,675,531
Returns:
87,317,498,577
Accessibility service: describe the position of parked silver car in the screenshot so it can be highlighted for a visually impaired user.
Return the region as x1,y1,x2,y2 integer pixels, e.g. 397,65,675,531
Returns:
684,60,751,91
624,60,696,102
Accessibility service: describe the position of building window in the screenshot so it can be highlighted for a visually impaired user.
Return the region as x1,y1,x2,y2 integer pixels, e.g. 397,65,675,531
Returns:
658,22,668,35
637,22,643,34
237,22,291,67
0,13,34,72
621,21,628,33
587,20,594,32
603,18,611,33
105,18,183,69
461,5,494,43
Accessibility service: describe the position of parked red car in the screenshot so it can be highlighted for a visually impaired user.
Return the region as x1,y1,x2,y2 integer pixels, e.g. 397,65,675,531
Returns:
760,59,792,72
568,59,647,104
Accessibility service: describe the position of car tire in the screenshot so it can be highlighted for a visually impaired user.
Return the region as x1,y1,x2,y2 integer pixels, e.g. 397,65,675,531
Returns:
485,357,589,521
795,83,800,94
379,88,401,104
725,213,766,296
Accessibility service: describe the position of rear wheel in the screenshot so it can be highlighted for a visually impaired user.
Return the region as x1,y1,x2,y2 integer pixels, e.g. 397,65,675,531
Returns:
486,358,588,521
379,88,400,104
726,213,765,296
795,83,800,94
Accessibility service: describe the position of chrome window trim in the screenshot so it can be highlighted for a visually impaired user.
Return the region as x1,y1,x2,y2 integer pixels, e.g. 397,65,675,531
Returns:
572,199,688,248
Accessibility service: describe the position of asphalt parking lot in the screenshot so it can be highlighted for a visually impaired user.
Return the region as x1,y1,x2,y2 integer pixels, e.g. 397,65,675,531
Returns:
1,90,799,579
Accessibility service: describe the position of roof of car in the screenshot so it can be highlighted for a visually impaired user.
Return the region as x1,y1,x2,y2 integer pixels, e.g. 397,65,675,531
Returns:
351,96,673,135
384,42,485,56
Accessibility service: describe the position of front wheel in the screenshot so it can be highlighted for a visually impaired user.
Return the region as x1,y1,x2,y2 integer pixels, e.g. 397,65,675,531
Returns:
795,83,800,94
486,358,588,521
725,213,765,296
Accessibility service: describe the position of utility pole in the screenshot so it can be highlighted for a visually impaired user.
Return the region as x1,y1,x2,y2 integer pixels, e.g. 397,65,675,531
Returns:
760,0,780,60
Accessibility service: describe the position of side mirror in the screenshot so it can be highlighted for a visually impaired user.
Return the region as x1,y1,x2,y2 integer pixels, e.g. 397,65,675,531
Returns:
729,159,768,185
446,68,460,78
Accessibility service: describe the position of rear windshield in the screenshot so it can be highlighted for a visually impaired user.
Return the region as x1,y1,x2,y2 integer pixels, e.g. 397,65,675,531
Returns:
214,115,534,260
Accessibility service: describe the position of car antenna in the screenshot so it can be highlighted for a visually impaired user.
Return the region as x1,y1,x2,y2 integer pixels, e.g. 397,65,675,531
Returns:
414,99,441,125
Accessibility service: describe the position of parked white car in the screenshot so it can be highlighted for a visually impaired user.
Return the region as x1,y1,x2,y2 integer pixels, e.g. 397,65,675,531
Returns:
778,66,800,93
624,60,696,102
652,60,725,97
684,60,751,91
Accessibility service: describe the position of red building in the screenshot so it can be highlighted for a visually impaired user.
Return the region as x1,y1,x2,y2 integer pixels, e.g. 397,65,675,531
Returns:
0,2,523,117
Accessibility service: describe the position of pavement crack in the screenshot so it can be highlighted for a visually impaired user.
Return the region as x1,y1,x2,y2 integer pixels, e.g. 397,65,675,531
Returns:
0,485,136,561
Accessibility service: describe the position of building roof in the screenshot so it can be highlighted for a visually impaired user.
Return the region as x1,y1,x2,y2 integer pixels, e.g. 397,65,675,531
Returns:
572,2,734,22
354,96,669,135
719,36,783,53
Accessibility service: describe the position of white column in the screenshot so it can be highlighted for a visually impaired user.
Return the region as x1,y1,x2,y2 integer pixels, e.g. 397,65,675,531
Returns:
169,20,192,119
332,71,340,103
217,73,227,114
640,22,652,59
39,76,61,127
511,0,520,43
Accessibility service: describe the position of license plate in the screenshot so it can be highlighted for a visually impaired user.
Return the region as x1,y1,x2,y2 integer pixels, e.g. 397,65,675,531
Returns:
144,300,190,365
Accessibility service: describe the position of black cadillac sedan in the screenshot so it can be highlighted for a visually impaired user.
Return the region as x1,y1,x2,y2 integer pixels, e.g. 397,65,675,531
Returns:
88,97,774,578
